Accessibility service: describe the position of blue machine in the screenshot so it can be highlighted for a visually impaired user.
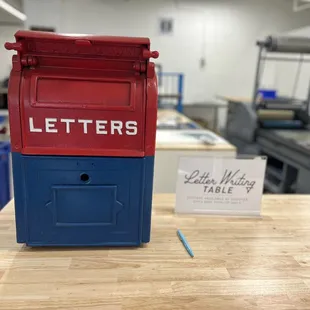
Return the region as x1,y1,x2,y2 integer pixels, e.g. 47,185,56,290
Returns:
157,72,184,112
0,141,10,210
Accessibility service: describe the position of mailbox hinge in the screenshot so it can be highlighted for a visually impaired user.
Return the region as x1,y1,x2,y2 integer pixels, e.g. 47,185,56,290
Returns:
21,55,38,67
133,61,146,74
133,61,155,78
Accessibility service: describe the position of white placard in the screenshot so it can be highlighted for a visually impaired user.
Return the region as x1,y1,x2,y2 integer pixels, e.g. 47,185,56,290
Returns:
176,157,267,216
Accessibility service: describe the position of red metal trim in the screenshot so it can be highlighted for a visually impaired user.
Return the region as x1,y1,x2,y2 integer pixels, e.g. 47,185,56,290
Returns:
22,147,144,157
144,63,158,156
30,75,136,111
8,61,22,152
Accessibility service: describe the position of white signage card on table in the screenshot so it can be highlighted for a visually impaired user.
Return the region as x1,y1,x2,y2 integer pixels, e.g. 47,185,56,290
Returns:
175,157,267,216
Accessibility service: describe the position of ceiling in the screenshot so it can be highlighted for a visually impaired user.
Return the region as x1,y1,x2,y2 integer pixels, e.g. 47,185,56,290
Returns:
0,0,24,25
293,0,310,11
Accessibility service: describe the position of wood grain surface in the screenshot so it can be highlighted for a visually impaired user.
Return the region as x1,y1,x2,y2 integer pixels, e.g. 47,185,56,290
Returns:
156,109,236,151
156,141,236,151
157,109,194,125
1,194,310,309
156,142,236,151
218,96,252,104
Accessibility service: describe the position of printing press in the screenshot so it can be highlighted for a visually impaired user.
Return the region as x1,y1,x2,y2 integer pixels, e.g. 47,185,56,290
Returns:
226,35,310,194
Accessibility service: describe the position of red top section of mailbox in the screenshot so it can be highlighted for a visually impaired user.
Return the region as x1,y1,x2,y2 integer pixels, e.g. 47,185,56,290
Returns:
15,30,151,45
6,31,159,157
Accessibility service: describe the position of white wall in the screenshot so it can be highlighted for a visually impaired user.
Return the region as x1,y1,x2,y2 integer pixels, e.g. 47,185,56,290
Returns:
0,26,21,81
9,0,310,102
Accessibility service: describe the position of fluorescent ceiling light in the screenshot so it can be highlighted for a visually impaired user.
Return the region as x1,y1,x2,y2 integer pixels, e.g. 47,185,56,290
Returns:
293,0,310,11
0,0,27,21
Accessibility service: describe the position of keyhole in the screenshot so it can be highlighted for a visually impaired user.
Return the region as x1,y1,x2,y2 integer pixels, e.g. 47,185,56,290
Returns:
80,173,90,182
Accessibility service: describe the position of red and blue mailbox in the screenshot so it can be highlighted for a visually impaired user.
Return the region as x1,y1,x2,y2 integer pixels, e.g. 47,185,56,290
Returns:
5,30,159,246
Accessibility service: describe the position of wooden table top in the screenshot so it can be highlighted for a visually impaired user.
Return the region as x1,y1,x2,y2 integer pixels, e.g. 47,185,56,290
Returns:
157,109,195,125
156,109,236,152
218,96,252,104
1,194,310,309
156,139,236,151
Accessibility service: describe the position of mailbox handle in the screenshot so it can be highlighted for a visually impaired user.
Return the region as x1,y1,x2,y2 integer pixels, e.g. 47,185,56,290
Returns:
142,49,159,59
5,42,23,51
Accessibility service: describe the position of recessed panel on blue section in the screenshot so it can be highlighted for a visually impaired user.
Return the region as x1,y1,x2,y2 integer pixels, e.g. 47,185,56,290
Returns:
50,185,123,226
11,153,155,246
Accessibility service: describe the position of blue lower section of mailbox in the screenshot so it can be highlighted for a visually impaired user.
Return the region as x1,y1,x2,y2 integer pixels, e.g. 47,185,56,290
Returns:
12,153,154,246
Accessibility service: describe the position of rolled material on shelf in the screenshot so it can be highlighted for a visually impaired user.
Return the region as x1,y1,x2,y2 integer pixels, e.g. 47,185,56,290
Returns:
262,102,303,111
261,120,303,129
257,110,294,121
260,36,310,54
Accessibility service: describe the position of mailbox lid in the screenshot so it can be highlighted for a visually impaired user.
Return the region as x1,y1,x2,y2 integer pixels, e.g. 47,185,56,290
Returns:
15,30,150,43
14,30,150,61
20,67,146,157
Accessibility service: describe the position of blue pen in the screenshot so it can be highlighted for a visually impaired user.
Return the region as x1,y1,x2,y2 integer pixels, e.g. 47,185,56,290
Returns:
177,229,194,258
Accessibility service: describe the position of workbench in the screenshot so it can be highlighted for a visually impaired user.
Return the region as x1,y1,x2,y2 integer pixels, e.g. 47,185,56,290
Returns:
1,195,310,309
157,109,200,130
155,109,236,193
183,101,229,132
